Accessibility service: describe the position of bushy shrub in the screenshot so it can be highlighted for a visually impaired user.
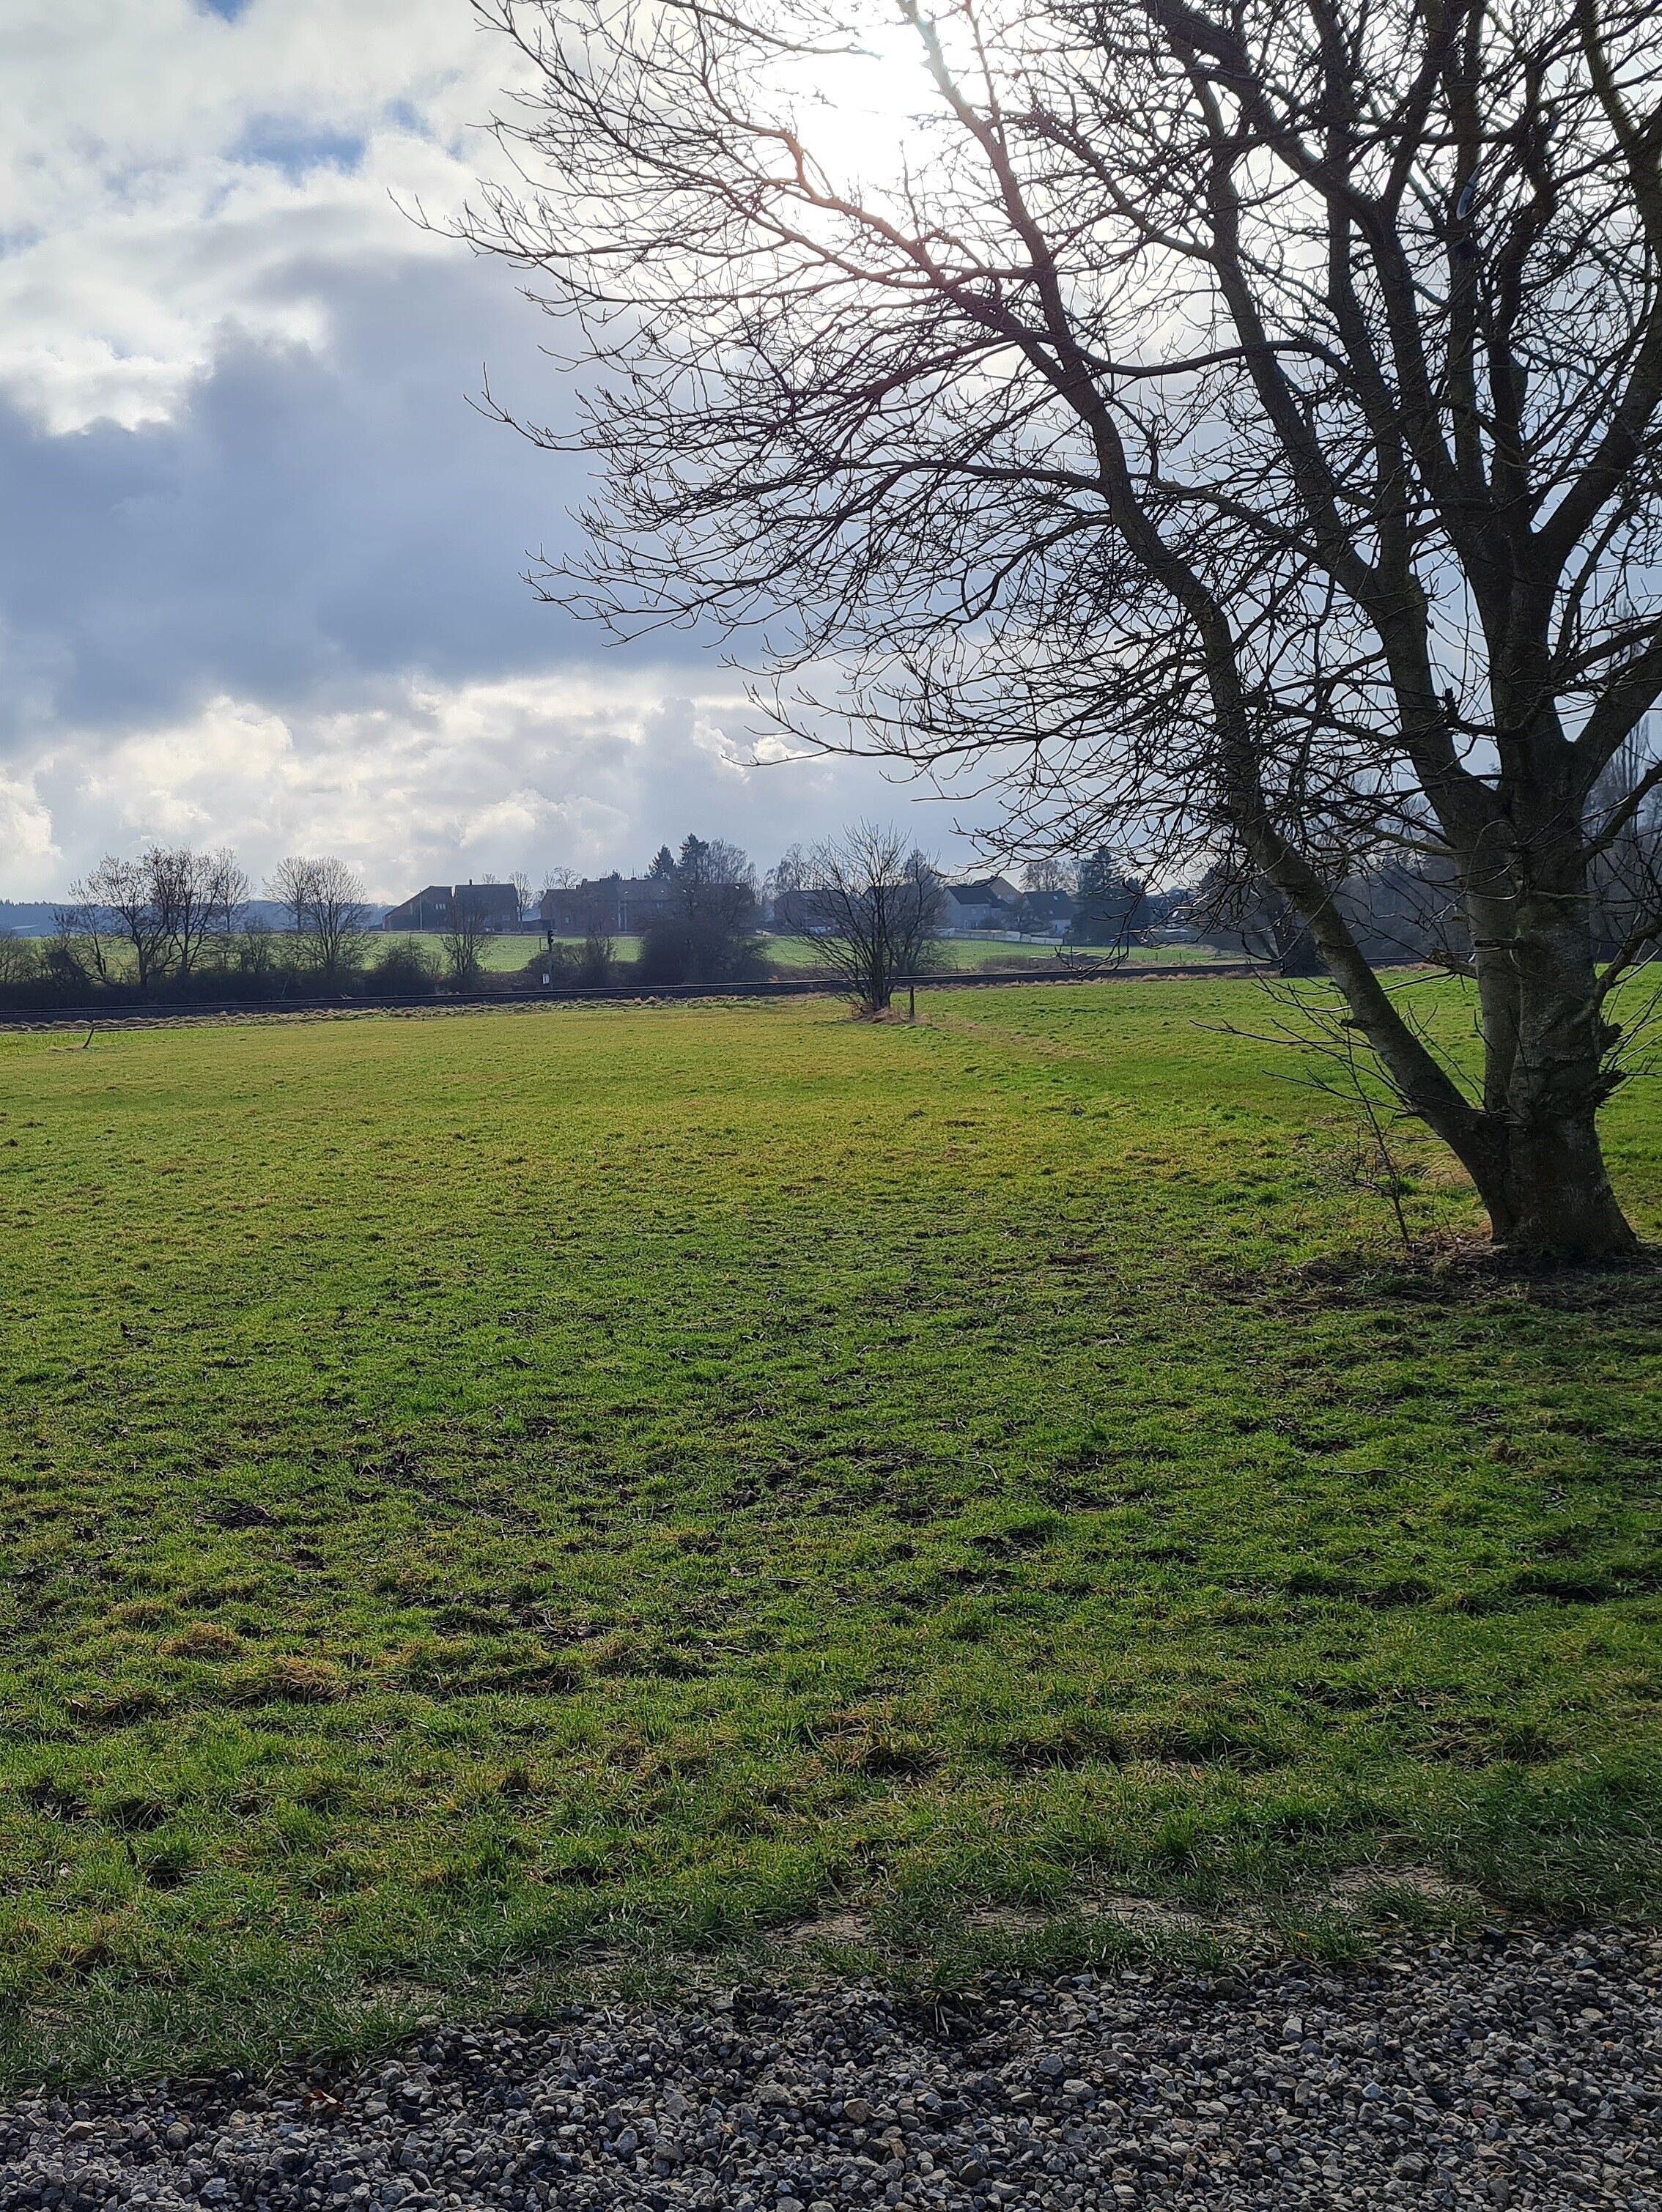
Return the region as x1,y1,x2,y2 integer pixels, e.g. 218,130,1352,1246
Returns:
366,938,440,996
0,937,112,1010
635,917,765,985
546,929,614,988
0,939,45,1006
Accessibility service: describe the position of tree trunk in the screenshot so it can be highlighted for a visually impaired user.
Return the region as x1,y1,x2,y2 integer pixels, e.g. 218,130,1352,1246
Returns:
1455,881,1640,1261
1266,829,1642,1263
1484,1104,1639,1260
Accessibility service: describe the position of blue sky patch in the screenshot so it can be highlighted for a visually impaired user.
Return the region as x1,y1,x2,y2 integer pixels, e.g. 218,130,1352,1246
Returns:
235,118,366,178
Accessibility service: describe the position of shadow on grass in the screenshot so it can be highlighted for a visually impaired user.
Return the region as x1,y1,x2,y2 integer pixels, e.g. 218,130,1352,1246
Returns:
1250,1238,1662,1317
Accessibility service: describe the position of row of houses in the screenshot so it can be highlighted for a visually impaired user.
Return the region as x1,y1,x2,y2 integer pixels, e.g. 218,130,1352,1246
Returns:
769,874,1057,935
380,871,1078,938
537,876,674,935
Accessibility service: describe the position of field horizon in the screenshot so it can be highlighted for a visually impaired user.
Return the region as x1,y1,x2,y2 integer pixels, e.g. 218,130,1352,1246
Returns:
1,980,1657,2086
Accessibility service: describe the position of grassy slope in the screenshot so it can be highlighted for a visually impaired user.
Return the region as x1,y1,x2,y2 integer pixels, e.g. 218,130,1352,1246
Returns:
387,931,1233,976
757,936,1233,972
0,980,1658,2081
26,931,1230,985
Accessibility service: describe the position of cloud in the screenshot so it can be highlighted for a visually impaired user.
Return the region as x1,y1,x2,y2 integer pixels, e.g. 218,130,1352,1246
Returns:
0,1,510,434
0,1,986,896
0,673,931,900
0,246,602,733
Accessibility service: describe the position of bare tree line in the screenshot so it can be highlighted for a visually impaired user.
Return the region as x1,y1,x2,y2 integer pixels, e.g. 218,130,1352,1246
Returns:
0,847,369,1005
13,804,1621,1021
47,847,374,997
61,847,249,992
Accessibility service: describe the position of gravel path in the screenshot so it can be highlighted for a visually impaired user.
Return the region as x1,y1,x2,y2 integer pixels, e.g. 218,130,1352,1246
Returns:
4,1930,1657,2212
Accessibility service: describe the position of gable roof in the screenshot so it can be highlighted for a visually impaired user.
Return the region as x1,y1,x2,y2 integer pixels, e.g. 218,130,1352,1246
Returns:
945,876,1018,906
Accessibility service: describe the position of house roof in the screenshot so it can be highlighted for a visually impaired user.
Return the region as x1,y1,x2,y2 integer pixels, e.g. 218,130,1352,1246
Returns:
385,883,519,926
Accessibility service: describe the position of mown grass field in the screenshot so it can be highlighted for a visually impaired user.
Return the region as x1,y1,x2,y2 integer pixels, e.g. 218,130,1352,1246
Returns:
0,978,1658,2083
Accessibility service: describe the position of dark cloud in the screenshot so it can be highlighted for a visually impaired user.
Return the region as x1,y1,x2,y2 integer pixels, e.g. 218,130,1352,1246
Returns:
0,7,985,893
0,245,662,748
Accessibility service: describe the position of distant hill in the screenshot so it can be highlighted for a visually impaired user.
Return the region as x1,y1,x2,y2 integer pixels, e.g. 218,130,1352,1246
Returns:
0,901,64,934
0,898,388,935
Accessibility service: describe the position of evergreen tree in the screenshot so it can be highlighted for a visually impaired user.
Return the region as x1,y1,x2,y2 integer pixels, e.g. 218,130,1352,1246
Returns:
1071,847,1148,946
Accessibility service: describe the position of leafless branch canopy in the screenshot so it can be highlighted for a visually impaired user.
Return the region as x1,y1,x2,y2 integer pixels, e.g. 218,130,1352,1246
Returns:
268,856,372,985
789,822,945,1009
461,0,1662,1254
64,846,248,992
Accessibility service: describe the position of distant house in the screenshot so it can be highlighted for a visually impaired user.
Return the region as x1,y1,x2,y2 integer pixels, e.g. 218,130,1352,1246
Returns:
451,882,521,932
382,882,521,933
539,875,673,936
382,885,454,932
1013,888,1076,936
769,884,831,935
942,876,1020,931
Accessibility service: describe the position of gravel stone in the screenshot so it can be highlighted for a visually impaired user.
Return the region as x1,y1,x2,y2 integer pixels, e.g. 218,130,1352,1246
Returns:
1,1928,1657,2210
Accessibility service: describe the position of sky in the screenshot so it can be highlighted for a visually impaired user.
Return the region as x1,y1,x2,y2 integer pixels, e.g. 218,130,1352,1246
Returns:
0,0,971,902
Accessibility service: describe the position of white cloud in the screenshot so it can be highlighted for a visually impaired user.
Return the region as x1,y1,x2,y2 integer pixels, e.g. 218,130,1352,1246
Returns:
0,0,495,432
0,1,986,894
0,769,59,887
12,672,946,899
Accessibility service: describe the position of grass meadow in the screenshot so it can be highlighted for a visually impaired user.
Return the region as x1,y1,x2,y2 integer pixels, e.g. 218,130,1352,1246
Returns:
389,931,1230,977
0,978,1658,2082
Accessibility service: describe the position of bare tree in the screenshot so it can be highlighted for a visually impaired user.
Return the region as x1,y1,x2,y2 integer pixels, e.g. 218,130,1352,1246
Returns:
442,899,490,987
765,844,813,931
462,0,1662,1257
266,856,370,988
149,846,248,982
236,913,278,986
269,856,314,947
671,835,758,935
213,846,251,944
1022,858,1077,896
305,857,372,985
639,833,761,981
0,937,42,1000
67,855,171,992
51,898,111,987
1589,723,1662,961
799,824,944,1012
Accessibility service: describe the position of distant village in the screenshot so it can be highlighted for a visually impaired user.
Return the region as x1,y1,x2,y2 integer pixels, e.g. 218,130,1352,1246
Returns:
381,862,1196,945
0,836,1219,1013
0,827,1550,1000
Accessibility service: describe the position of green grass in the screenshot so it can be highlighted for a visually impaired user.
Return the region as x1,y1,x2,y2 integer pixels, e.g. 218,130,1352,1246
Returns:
29,929,1233,987
757,934,1225,972
1,978,1658,2083
388,930,1236,976
391,930,549,973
